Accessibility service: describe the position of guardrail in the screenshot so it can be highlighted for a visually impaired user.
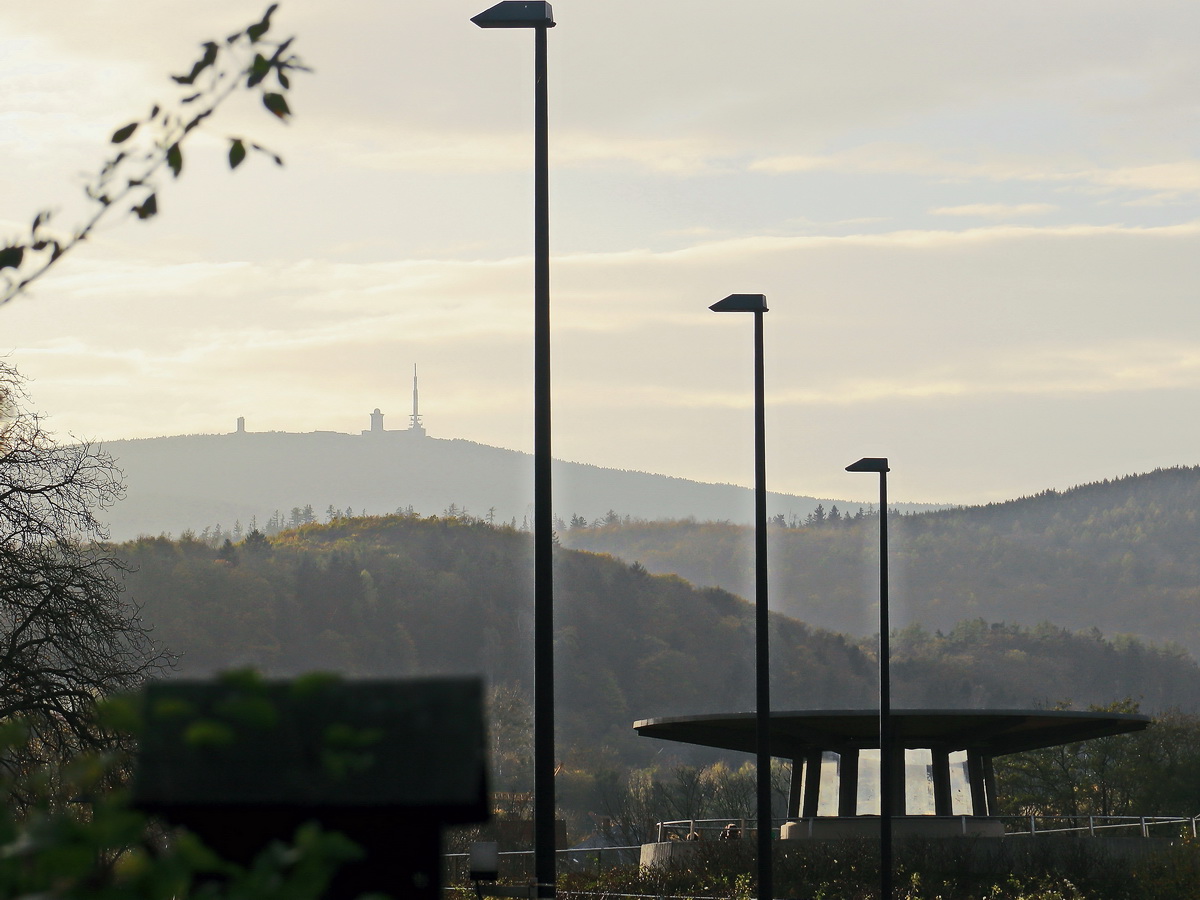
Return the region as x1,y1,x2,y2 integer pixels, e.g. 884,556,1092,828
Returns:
654,818,757,843
650,814,1200,841
1001,814,1200,838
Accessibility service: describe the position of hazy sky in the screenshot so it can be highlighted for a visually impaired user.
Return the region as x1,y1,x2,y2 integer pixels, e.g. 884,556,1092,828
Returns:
3,1,1199,505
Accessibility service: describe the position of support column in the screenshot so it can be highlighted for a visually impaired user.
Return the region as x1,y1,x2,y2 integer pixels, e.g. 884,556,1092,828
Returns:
931,748,952,816
838,749,860,817
966,750,988,816
802,750,822,818
889,746,906,816
787,758,803,819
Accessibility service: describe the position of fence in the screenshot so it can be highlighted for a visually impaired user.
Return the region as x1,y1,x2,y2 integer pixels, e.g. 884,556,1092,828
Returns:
1000,814,1200,838
651,814,1200,841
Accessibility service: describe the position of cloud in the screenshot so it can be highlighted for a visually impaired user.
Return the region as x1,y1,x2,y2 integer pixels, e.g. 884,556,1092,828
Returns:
930,203,1057,219
752,147,1200,201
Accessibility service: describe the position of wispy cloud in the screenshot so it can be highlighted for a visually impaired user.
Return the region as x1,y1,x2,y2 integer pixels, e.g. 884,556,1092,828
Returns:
750,147,1200,200
930,203,1057,219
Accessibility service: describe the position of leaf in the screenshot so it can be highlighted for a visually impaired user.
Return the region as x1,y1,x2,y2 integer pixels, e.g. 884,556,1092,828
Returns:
247,53,270,88
278,70,290,89
0,246,24,270
247,4,277,42
172,40,219,85
167,143,183,178
228,138,247,170
132,194,158,220
111,122,138,144
262,92,290,119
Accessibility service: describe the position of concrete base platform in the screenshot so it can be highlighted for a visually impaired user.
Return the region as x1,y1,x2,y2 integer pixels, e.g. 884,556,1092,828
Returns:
781,816,1005,840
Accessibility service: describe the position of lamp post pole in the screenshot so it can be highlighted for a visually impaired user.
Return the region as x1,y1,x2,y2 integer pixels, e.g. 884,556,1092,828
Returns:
472,4,557,896
846,457,892,900
532,18,554,900
710,293,772,900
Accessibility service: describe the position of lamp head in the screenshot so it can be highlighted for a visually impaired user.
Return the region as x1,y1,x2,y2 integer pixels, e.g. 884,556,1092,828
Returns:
709,293,768,313
846,457,889,473
472,1,555,28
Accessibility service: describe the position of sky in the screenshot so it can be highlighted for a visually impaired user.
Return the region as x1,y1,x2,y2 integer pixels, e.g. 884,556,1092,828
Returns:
2,0,1199,506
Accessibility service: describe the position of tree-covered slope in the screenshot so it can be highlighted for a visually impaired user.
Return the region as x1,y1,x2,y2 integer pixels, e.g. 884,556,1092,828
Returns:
563,466,1200,655
121,513,1200,772
121,514,876,766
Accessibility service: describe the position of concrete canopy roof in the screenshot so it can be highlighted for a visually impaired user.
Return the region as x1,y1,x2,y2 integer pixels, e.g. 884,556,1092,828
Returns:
634,709,1150,759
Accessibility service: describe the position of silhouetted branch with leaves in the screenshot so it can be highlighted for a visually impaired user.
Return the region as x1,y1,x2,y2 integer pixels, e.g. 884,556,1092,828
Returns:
0,3,308,305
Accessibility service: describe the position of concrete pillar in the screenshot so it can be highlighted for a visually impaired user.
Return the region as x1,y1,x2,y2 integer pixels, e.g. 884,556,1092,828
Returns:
787,758,803,819
801,750,822,818
890,745,907,815
838,748,859,817
931,747,952,816
966,750,988,816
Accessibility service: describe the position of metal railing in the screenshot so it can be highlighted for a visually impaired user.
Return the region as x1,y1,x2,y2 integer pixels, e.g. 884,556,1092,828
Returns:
999,814,1200,838
650,814,1200,841
653,818,762,843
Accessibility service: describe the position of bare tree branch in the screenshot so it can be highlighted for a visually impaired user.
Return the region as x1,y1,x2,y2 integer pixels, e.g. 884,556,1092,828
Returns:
0,364,170,792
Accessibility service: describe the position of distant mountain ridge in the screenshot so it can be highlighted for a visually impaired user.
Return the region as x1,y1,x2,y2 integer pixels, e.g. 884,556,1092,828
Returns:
97,429,942,541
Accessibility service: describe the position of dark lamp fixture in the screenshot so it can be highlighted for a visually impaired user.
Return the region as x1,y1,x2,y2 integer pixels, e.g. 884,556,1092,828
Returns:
710,293,768,313
846,457,890,473
471,1,555,28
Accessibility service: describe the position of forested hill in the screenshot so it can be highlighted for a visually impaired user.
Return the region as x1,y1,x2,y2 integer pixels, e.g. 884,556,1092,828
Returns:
562,465,1200,656
122,513,1200,771
99,430,943,541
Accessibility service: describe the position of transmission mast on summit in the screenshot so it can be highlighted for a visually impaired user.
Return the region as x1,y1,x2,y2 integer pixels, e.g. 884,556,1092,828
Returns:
409,364,426,437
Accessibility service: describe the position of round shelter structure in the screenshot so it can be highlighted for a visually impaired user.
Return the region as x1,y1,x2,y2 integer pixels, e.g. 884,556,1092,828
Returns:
635,708,1149,843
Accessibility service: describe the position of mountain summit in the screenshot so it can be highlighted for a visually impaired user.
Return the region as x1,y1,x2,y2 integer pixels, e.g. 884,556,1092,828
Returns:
99,417,934,540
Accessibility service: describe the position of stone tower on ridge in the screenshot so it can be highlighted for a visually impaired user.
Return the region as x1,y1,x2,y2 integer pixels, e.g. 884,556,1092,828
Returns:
361,365,427,437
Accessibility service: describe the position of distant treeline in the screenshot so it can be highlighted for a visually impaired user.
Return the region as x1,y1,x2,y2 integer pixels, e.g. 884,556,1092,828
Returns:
563,465,1200,656
194,499,878,547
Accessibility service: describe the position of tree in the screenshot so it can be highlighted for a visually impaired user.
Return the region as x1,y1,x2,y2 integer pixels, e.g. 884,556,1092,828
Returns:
993,700,1176,819
0,4,307,305
0,364,169,783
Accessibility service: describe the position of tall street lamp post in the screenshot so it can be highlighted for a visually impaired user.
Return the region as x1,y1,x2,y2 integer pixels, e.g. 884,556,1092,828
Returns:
710,293,772,900
472,3,557,896
845,457,893,900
